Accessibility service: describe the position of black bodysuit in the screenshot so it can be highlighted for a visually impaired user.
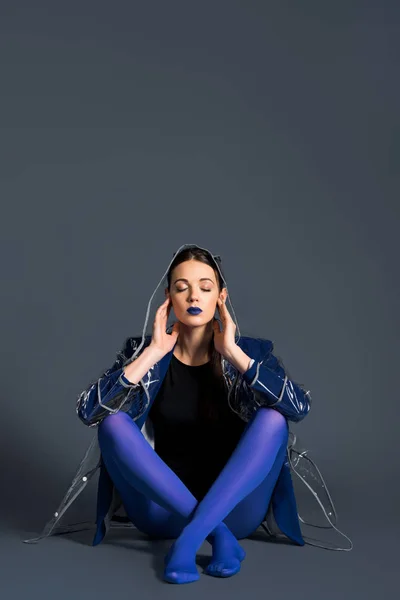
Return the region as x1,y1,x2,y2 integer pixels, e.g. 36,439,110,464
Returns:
148,353,246,500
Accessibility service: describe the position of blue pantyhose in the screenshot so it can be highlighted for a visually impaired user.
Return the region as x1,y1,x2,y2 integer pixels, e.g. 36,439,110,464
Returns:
97,406,289,584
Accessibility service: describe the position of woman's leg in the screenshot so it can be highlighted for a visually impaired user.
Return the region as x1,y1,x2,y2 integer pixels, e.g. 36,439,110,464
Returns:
98,411,251,580
97,411,235,540
163,406,289,582
98,407,289,583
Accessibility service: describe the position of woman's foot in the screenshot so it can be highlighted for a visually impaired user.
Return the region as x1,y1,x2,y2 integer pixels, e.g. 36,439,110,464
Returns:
163,522,246,582
204,524,246,577
163,537,200,584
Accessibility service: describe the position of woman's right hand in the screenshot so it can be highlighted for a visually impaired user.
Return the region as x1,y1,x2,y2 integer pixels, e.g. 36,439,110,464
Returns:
149,296,180,356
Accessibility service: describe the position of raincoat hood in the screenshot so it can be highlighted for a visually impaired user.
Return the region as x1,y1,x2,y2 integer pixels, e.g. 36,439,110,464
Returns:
23,243,352,552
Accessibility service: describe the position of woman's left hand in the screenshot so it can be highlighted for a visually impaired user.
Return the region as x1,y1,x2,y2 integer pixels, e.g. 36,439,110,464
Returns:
212,296,237,357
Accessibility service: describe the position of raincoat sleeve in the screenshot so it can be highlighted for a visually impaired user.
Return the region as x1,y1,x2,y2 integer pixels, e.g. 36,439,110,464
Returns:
242,341,312,423
76,336,142,428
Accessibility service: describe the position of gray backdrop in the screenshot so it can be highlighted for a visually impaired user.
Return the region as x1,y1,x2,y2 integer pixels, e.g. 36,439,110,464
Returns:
1,1,398,597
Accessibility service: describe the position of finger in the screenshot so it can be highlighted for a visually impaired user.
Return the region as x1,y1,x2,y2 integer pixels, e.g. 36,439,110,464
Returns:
161,298,170,310
218,298,227,320
220,297,231,315
213,318,221,331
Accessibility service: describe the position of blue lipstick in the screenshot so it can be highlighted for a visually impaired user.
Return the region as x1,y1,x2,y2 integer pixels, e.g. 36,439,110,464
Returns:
187,307,202,315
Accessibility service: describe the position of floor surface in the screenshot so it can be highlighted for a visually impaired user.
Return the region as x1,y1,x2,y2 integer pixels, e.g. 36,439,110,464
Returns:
1,507,393,599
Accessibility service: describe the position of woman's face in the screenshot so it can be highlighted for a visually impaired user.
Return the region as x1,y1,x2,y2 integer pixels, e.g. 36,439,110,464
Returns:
166,259,227,326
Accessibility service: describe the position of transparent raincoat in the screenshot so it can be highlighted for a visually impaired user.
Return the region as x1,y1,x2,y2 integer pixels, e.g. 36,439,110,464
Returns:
23,243,352,551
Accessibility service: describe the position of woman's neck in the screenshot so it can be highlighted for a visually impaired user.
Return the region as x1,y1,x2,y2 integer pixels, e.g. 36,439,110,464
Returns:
173,324,213,366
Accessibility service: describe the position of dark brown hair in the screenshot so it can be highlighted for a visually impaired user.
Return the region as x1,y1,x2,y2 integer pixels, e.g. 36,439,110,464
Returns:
166,246,227,421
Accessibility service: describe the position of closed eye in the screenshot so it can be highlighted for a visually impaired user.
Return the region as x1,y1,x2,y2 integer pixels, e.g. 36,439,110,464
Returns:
176,289,211,293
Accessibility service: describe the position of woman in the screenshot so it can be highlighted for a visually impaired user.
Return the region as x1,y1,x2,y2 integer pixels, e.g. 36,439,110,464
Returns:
95,244,309,584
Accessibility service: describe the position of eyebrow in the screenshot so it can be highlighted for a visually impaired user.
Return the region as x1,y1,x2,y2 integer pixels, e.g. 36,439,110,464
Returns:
173,278,215,284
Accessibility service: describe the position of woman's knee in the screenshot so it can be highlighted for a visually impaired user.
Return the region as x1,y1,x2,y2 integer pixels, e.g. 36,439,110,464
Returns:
258,405,286,422
98,410,133,440
257,406,288,439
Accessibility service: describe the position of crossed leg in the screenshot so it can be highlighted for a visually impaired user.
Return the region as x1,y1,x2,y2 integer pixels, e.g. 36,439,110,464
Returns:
98,406,289,582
